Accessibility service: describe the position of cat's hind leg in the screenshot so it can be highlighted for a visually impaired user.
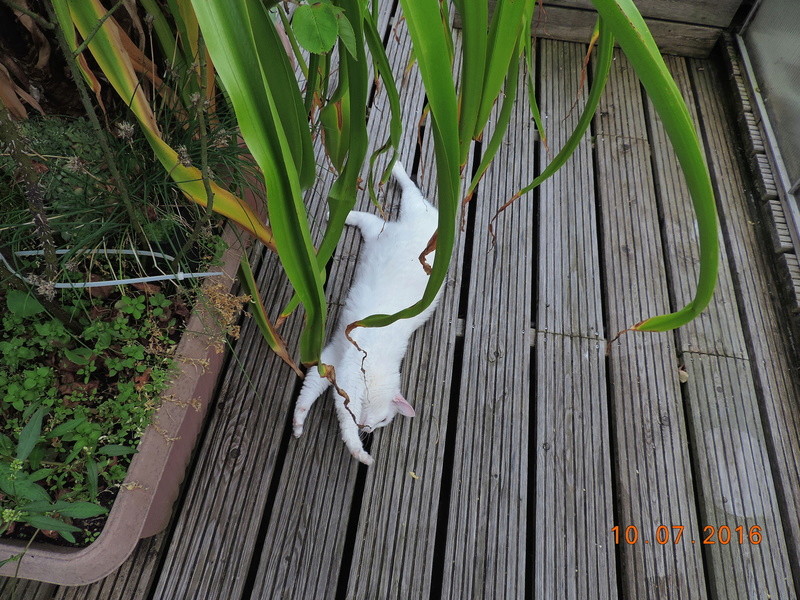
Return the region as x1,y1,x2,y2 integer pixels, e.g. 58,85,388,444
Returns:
345,210,385,240
393,161,435,220
391,160,415,192
335,401,374,466
293,367,331,437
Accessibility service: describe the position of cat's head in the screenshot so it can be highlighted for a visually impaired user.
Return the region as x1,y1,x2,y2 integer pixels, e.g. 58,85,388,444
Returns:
359,393,416,433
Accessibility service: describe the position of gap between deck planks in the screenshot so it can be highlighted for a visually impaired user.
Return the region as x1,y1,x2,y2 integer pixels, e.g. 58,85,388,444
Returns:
648,55,796,599
595,50,706,599
534,40,615,600
690,58,800,596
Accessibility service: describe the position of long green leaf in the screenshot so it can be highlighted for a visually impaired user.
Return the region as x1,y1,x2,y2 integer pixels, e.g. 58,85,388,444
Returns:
238,254,302,377
65,0,276,249
465,39,521,201
16,407,46,462
351,0,460,331
364,5,402,201
317,0,370,264
281,0,371,322
474,0,530,138
457,0,488,164
589,0,718,331
499,20,613,213
193,0,326,363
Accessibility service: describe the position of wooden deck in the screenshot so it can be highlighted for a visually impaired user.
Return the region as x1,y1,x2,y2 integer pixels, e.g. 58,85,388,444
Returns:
4,3,800,599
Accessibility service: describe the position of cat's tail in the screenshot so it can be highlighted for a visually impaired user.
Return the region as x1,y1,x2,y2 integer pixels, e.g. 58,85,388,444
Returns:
391,160,415,192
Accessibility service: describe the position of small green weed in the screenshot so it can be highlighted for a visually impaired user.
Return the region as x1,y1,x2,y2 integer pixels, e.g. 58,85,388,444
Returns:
0,288,181,546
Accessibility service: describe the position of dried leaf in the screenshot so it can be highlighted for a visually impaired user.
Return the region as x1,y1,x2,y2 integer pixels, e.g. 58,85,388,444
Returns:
131,281,161,294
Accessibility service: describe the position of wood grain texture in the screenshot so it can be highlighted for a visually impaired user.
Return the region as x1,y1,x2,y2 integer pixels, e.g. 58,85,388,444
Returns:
0,578,55,600
440,58,534,600
51,533,168,600
691,57,800,590
543,0,743,28
682,354,796,598
535,332,616,599
533,40,616,600
648,55,797,598
537,40,603,339
342,23,469,600
455,2,727,57
595,50,706,599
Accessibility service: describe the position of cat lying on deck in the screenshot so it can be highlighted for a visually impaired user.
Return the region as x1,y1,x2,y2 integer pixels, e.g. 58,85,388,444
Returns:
292,161,442,465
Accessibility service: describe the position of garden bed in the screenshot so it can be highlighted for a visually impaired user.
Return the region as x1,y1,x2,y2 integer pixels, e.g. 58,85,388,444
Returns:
0,226,245,585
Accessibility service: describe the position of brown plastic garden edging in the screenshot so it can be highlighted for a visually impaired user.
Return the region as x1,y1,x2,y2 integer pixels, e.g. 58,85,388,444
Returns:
0,226,245,586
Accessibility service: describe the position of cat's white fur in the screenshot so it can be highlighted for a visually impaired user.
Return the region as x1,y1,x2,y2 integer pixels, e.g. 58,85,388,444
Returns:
292,161,442,465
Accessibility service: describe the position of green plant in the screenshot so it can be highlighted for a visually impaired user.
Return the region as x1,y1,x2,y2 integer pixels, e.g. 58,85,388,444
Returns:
0,286,182,547
31,0,718,370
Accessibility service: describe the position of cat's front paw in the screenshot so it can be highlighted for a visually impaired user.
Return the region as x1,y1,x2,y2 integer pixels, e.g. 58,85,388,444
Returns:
352,449,374,466
292,408,308,437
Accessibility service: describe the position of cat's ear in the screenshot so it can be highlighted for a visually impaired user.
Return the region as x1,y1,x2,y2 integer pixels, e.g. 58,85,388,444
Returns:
392,394,416,417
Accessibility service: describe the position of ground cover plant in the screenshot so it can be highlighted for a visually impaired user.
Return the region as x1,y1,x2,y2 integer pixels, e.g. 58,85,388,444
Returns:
0,285,184,551
0,6,254,552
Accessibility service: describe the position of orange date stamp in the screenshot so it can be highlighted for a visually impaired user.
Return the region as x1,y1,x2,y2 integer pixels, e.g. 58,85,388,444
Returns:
611,525,763,545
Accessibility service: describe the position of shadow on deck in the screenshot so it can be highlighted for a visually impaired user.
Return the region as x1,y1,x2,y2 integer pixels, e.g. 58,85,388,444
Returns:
3,3,800,599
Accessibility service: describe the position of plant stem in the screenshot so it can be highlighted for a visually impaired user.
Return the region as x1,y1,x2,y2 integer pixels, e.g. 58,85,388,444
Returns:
12,529,40,581
197,36,216,218
0,104,59,281
44,1,145,243
70,0,125,58
174,36,217,266
0,0,53,29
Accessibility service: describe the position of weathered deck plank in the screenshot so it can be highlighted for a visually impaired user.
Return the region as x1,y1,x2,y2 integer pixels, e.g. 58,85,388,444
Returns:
440,55,534,600
0,578,55,599
647,56,797,599
341,31,470,600
534,40,616,600
690,58,800,590
683,353,796,598
148,247,305,600
51,532,168,600
534,332,615,599
594,51,706,599
250,6,445,599
537,40,603,339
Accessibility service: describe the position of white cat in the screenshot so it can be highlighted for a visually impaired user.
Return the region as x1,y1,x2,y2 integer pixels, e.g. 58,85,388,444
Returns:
292,161,442,465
